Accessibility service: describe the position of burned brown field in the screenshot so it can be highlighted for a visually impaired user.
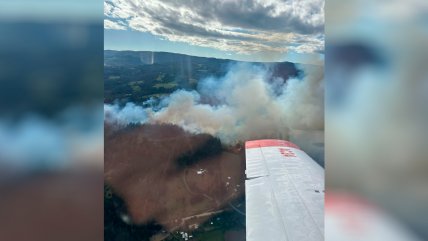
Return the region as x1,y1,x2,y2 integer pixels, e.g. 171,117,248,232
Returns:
105,123,245,233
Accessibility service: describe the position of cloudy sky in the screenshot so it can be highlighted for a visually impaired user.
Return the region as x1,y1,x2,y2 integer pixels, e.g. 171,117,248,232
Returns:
104,0,324,63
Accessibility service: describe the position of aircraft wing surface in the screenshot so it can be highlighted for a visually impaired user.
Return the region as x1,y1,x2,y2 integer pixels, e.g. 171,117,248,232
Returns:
245,139,324,241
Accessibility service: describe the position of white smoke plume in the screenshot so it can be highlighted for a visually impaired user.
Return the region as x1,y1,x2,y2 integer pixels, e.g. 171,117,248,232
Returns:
104,63,324,145
104,102,146,125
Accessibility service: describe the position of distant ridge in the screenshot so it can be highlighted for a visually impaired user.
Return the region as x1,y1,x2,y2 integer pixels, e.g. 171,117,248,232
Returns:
104,50,299,67
104,50,233,66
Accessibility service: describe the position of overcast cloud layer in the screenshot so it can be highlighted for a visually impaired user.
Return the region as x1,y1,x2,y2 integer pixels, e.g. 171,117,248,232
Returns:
104,0,324,55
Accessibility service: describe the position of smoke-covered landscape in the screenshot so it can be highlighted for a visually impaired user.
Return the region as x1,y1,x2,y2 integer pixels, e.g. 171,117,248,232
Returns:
104,50,324,240
103,6,326,238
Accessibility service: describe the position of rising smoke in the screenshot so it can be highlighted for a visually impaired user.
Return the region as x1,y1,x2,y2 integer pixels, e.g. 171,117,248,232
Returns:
105,63,324,145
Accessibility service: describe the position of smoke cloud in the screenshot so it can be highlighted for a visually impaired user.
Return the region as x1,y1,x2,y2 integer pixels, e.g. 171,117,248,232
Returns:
105,63,324,145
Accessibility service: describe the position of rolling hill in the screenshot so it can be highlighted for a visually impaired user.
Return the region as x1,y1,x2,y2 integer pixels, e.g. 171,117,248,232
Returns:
104,50,301,104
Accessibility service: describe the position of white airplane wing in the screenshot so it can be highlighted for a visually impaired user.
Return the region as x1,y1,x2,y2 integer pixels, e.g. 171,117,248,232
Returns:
245,139,324,241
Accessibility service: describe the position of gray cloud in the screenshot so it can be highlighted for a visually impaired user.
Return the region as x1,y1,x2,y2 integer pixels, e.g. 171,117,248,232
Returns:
104,19,127,30
104,0,324,54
